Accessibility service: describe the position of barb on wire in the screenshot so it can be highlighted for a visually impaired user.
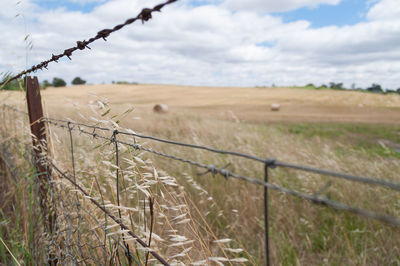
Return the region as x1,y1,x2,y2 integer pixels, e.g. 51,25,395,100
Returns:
44,119,400,226
39,114,400,192
0,0,178,87
4,104,400,191
4,105,400,226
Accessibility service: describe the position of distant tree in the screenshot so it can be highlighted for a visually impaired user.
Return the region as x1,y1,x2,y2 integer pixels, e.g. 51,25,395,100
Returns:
329,82,344,90
306,83,315,87
0,75,21,91
72,77,86,85
385,89,396,94
52,77,66,87
320,84,327,88
366,83,383,93
396,88,400,94
43,80,51,88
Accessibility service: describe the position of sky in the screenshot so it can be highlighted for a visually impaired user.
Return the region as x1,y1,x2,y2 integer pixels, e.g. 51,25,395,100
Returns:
1,0,399,89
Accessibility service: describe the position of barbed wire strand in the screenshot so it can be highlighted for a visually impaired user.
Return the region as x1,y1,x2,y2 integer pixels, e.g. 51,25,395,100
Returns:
44,119,400,226
3,105,400,226
9,102,400,190
36,114,400,192
0,0,178,87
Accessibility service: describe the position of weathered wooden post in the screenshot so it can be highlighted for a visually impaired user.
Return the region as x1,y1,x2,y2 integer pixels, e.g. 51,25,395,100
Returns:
25,76,55,233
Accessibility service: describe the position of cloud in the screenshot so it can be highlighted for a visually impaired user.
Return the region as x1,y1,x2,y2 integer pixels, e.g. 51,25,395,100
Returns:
367,0,400,20
1,0,400,89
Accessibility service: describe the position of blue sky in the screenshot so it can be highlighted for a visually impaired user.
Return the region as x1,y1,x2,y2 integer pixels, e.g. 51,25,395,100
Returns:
33,0,103,13
34,0,369,28
274,0,368,27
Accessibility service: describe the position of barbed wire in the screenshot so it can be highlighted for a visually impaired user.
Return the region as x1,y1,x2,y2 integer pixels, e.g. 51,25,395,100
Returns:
3,104,400,193
2,102,400,266
0,0,178,87
38,114,400,192
42,117,400,226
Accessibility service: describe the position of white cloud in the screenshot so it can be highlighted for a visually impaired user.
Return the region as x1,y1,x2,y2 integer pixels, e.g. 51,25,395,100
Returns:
1,0,400,89
367,0,400,20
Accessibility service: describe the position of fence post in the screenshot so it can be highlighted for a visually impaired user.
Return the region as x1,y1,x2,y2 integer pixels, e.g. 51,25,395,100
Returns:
25,76,55,234
264,162,270,266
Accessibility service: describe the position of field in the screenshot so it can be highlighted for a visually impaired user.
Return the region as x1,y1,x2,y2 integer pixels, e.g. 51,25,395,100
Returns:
1,84,400,265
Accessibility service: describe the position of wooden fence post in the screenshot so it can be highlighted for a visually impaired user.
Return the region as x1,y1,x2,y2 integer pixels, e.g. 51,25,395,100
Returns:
25,76,55,235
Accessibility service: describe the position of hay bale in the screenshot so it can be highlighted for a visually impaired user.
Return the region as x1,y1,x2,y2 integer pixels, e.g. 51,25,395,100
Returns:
270,103,280,111
153,104,169,113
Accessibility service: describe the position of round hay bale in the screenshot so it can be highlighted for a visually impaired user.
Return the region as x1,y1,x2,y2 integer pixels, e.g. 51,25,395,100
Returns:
153,104,169,113
270,103,280,112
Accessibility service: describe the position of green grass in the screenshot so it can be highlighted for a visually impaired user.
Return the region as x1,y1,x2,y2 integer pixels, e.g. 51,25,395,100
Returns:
281,122,400,159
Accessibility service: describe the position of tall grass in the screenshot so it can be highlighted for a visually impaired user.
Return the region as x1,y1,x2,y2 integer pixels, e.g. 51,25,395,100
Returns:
0,107,47,264
1,95,399,264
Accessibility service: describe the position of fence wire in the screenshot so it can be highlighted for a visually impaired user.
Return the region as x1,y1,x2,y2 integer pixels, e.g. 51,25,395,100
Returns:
4,104,400,228
2,102,400,266
41,117,400,227
40,115,400,191
48,161,170,266
1,0,399,261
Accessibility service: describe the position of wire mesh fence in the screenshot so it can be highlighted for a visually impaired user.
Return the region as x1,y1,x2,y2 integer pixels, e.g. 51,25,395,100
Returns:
1,0,400,263
2,103,400,264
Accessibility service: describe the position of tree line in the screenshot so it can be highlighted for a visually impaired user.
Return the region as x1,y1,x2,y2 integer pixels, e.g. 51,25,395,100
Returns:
0,75,86,91
304,82,400,95
1,74,400,95
42,77,86,88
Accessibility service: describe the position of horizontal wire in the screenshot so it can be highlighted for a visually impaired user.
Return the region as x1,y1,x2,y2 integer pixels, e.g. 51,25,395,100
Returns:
3,104,400,191
45,119,400,226
40,115,400,192
4,105,400,225
274,161,400,191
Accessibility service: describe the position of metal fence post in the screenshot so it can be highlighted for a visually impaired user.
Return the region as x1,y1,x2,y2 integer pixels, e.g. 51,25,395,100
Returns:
264,162,270,266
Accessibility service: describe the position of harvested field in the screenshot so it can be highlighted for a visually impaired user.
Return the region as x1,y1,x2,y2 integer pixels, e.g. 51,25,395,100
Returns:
3,84,400,124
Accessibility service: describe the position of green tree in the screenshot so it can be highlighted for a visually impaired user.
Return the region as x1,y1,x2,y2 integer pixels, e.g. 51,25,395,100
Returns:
329,82,344,90
43,80,51,88
366,83,383,93
71,77,86,85
52,77,66,87
0,74,22,91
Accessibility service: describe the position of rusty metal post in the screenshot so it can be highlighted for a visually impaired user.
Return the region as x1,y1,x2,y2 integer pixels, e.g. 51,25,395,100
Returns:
25,76,55,234
264,163,270,266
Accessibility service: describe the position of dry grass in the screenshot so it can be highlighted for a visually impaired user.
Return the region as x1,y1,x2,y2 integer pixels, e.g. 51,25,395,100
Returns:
1,84,400,265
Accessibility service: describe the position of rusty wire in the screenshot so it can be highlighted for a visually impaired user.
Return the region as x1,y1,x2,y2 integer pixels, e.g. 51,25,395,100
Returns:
40,117,400,227
3,104,400,226
0,0,178,87
38,114,400,192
